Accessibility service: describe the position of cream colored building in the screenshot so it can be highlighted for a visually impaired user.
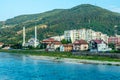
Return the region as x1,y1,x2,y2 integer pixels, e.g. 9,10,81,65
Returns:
50,35,64,41
64,28,109,43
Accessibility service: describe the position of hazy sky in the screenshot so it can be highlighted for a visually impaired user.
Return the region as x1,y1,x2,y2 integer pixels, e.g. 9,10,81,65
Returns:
1,0,120,21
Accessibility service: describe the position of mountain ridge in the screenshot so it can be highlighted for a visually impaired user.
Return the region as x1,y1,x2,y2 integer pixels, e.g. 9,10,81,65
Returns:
0,4,120,44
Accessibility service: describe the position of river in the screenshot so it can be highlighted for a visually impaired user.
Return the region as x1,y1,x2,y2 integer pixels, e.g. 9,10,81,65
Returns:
0,52,120,80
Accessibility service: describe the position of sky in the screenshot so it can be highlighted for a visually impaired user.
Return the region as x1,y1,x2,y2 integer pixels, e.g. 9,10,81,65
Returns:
1,0,120,21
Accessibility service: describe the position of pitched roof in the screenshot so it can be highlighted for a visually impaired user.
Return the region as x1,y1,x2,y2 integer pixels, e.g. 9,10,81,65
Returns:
74,40,88,45
42,38,60,43
48,41,61,45
92,39,106,44
42,38,55,42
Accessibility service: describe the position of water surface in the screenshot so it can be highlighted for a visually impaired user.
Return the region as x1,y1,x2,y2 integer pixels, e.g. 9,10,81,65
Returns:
0,52,120,80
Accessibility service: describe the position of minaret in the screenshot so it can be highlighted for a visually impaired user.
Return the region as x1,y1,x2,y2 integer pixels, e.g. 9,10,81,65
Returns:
22,27,26,46
34,26,37,48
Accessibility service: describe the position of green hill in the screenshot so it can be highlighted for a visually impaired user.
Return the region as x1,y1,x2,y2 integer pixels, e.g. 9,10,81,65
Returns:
0,4,120,44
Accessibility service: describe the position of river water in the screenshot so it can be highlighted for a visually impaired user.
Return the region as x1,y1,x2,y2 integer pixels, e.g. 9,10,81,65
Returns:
0,52,120,80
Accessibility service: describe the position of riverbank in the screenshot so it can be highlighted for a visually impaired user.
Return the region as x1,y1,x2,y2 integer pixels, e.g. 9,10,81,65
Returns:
0,49,120,65
29,55,120,66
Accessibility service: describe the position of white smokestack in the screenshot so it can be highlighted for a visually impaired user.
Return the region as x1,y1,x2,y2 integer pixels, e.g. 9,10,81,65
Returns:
22,27,26,46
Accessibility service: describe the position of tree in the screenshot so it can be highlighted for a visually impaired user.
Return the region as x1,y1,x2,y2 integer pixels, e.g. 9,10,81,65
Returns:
108,43,115,50
39,43,47,49
61,39,68,44
11,43,22,49
67,38,72,43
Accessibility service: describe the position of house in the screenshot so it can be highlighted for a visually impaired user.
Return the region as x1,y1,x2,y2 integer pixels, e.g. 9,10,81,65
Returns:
0,42,4,47
2,46,11,50
89,39,112,52
42,38,60,44
115,43,120,50
46,41,61,51
46,44,55,51
73,40,88,51
60,44,73,52
50,35,64,41
108,37,120,44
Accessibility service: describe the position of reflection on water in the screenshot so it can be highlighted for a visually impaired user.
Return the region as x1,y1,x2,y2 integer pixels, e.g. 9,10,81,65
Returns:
22,55,27,64
0,52,120,80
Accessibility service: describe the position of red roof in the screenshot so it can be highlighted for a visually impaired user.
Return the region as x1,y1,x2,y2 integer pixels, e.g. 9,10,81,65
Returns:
92,39,106,44
42,38,55,42
42,38,60,44
74,40,88,45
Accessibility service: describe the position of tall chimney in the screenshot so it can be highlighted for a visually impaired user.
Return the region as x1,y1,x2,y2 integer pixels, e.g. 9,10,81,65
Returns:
22,27,26,46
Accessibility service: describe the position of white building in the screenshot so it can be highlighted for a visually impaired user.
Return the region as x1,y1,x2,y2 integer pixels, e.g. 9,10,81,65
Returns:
64,28,109,43
50,35,64,41
89,40,112,52
64,30,77,43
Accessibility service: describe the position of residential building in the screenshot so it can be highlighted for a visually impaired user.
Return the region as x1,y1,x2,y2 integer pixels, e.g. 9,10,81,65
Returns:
89,39,111,52
73,39,88,51
2,46,11,50
108,37,120,44
50,35,64,41
46,44,55,51
64,30,77,43
60,44,73,52
46,41,61,51
115,43,120,50
101,34,109,43
42,38,61,44
0,42,4,47
64,28,109,43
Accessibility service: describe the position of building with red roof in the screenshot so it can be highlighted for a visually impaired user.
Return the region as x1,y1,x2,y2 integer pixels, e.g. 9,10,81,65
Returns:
89,39,111,52
108,37,120,44
73,39,88,51
60,44,73,52
45,38,61,51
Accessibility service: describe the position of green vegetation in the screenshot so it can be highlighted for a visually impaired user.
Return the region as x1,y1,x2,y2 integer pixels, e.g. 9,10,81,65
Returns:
61,39,72,44
108,43,115,50
0,50,120,62
0,4,120,43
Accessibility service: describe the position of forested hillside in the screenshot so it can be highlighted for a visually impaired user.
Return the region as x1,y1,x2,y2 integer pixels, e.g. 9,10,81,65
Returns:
0,4,120,44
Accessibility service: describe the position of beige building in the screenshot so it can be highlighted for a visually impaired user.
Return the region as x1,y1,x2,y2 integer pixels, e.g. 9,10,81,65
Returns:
60,44,73,52
64,28,109,43
73,40,88,51
50,35,64,41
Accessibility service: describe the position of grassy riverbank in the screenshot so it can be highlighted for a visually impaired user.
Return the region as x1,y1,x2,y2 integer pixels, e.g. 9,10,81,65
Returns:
0,49,120,62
